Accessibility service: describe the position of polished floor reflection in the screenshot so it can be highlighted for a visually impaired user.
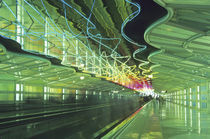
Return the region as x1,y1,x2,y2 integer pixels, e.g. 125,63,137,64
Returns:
107,100,210,139
0,91,148,139
160,101,210,139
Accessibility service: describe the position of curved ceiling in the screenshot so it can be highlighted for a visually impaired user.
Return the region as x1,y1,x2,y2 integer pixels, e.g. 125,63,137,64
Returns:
3,0,205,94
145,0,210,92
0,0,159,93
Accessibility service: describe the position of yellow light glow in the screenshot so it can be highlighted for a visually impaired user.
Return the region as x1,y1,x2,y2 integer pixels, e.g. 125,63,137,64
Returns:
80,76,85,80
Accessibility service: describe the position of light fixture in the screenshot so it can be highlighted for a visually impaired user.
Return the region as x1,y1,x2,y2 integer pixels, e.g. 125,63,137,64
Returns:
148,74,153,78
113,91,119,93
80,63,85,67
80,76,85,80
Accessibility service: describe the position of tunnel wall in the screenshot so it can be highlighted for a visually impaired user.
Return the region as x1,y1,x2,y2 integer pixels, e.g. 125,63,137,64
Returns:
0,80,139,104
164,85,210,135
165,82,209,112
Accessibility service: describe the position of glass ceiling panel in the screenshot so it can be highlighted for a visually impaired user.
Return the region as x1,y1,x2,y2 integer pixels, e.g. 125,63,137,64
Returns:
152,24,196,38
150,36,183,46
163,0,210,5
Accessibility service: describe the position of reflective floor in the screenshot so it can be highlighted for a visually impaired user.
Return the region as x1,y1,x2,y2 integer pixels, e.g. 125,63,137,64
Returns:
0,91,149,139
159,101,210,139
106,100,210,139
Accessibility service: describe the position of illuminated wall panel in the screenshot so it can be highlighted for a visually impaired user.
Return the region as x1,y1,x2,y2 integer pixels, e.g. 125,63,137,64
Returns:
200,83,207,109
166,82,210,111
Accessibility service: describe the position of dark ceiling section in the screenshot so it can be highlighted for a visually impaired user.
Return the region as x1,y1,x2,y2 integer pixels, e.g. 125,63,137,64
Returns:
46,0,132,58
45,0,167,67
125,0,167,60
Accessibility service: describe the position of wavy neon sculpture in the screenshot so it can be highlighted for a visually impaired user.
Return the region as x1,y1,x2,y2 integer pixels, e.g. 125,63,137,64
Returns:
0,0,153,94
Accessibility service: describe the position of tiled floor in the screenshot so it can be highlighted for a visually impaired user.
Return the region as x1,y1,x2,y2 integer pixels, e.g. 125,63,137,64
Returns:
108,100,210,139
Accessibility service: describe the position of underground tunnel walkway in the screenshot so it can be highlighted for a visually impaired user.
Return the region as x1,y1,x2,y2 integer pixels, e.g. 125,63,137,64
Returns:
103,100,210,139
0,90,148,139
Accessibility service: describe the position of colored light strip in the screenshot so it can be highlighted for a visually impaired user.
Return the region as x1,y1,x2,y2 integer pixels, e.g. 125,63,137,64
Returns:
0,0,153,94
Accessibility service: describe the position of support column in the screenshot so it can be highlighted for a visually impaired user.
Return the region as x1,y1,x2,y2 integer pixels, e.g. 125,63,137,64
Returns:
16,0,24,48
44,17,49,55
76,40,79,66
